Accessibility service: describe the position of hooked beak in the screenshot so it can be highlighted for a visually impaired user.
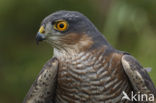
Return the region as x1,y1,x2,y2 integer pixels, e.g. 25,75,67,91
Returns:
36,26,46,45
36,32,46,45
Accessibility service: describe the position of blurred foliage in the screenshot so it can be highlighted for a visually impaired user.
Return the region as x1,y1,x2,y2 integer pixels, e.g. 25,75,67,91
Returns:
103,0,156,84
0,0,155,103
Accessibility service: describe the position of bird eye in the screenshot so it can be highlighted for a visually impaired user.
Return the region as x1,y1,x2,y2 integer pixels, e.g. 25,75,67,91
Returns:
54,20,68,31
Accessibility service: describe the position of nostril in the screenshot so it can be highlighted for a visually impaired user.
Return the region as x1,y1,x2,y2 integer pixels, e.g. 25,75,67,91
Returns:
39,26,45,34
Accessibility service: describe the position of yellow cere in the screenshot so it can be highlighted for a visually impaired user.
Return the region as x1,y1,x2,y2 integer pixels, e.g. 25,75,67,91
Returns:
39,26,45,33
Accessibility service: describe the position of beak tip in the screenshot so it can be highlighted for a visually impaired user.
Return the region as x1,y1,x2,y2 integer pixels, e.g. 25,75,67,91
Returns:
36,32,46,45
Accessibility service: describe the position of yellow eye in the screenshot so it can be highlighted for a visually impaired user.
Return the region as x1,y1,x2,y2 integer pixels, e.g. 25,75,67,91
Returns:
54,21,68,31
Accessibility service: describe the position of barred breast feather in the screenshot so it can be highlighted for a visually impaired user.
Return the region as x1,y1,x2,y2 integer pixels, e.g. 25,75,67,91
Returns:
54,47,133,103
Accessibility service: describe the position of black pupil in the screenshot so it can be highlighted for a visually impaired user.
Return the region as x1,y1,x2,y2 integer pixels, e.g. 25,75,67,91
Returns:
59,23,64,28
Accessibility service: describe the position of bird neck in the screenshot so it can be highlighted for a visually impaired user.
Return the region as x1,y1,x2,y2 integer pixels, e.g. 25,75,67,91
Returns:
87,30,111,50
53,30,111,58
83,21,110,49
53,34,94,58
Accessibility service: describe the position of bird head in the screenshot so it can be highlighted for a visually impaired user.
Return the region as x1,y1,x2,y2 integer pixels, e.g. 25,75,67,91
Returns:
36,10,109,53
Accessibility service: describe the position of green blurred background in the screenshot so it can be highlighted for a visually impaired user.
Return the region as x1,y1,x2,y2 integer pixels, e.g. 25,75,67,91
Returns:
0,0,156,103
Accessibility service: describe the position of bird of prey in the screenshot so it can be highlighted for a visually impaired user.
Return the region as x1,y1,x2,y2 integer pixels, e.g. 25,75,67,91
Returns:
23,10,156,103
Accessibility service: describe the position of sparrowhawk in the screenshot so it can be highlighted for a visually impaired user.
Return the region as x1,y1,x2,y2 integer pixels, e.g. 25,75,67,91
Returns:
23,10,156,103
